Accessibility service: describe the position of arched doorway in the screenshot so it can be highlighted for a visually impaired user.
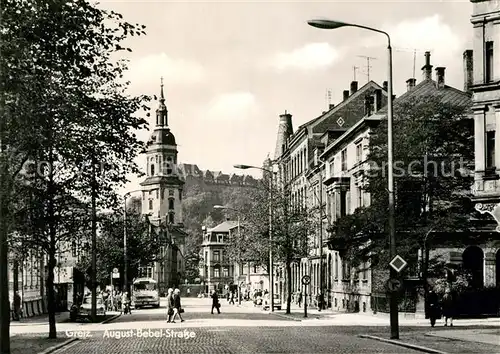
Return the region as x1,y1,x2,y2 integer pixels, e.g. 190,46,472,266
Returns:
462,246,484,289
496,249,500,287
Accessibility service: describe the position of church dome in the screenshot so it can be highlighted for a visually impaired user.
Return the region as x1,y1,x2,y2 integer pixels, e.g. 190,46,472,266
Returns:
148,127,176,146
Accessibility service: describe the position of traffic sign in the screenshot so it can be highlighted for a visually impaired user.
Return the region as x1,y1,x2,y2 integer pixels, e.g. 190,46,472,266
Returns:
385,278,402,292
113,268,119,273
301,275,311,285
389,255,407,273
112,272,120,279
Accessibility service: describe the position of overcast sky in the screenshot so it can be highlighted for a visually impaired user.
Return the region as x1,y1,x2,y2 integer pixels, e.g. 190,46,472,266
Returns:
99,0,474,194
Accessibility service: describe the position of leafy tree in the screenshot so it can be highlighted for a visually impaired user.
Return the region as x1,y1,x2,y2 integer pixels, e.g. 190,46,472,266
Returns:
329,94,474,273
184,251,202,283
1,0,149,346
77,212,160,288
226,179,314,314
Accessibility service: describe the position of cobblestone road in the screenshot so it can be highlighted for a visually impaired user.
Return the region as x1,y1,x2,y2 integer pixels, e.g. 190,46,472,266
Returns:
57,326,423,353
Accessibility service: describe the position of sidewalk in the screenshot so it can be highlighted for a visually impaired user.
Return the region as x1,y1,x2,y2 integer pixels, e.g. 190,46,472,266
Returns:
10,312,69,326
363,328,500,353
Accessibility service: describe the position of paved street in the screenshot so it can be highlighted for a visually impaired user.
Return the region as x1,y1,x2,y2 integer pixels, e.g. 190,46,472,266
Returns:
11,298,491,353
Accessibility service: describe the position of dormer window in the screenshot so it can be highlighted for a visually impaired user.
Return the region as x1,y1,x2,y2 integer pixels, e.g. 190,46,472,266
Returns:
217,234,224,243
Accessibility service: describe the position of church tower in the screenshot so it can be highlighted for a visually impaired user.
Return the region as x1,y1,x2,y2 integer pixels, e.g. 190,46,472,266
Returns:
140,79,184,226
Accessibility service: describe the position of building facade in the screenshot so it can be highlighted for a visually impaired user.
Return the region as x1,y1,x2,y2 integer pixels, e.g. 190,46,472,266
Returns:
273,80,388,309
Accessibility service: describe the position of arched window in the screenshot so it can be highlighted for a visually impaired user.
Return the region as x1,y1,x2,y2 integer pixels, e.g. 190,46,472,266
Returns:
169,199,174,210
166,157,173,175
168,213,174,224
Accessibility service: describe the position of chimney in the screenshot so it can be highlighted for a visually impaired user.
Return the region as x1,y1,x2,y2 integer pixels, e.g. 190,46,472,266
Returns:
406,78,416,92
463,49,473,92
422,51,433,81
374,89,382,112
343,90,350,101
435,67,445,88
329,103,335,110
350,81,358,95
383,81,388,92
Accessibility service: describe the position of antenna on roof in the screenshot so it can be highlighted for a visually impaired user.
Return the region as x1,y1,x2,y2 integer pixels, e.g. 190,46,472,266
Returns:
394,47,428,78
357,55,377,82
325,89,332,110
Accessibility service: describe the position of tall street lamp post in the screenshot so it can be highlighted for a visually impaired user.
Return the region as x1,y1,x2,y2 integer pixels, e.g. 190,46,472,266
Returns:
124,189,142,294
214,205,242,305
234,164,275,312
307,18,397,339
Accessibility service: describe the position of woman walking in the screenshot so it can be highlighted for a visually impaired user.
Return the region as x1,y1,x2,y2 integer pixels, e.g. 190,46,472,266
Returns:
211,290,221,314
171,288,184,323
166,288,174,323
441,288,455,327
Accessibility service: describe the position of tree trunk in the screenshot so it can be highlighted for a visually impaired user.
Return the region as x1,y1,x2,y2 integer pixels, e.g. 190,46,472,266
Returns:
47,244,57,339
0,200,11,353
91,159,97,322
286,259,292,314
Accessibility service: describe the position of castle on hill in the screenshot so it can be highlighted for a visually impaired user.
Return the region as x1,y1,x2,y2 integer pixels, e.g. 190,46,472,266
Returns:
176,163,259,189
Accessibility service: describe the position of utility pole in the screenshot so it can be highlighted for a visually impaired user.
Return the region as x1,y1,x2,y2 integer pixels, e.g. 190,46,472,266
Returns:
91,157,97,322
358,55,377,82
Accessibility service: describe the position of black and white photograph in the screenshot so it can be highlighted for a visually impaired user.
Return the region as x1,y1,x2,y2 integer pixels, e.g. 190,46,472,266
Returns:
1,0,500,353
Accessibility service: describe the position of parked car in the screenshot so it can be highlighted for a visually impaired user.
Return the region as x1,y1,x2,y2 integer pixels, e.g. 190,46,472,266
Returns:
77,296,106,318
263,293,282,310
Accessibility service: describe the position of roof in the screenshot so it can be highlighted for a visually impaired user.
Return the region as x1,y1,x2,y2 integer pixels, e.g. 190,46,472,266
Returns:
374,79,471,116
208,220,238,233
147,127,176,146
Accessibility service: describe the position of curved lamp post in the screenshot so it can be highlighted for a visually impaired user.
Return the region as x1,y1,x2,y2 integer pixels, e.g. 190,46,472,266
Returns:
308,18,398,339
214,205,244,305
234,164,276,312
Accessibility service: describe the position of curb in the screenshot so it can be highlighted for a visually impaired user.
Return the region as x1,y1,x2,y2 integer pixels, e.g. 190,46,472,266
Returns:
37,338,78,354
101,313,121,324
359,335,448,354
268,312,303,322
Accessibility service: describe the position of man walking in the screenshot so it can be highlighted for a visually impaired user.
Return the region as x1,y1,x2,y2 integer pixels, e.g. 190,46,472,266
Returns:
211,290,220,314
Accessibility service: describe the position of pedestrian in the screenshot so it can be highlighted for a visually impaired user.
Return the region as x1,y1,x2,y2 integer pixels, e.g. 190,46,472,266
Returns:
166,288,174,322
187,288,191,297
211,290,221,314
171,288,184,323
229,291,235,305
13,291,21,321
298,291,302,308
426,289,440,327
122,291,131,314
441,288,455,327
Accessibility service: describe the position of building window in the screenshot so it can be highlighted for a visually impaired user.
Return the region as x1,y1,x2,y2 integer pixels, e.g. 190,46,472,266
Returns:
161,189,164,199
357,186,363,208
169,199,174,210
486,41,494,83
362,262,368,280
214,268,220,278
217,234,224,243
223,267,229,277
340,190,347,216
156,189,159,199
168,213,174,224
486,130,495,170
71,241,77,258
341,149,347,171
342,260,350,280
334,253,339,279
356,143,362,163
148,199,153,210
213,251,220,262
150,164,155,176
179,190,182,201
329,161,335,176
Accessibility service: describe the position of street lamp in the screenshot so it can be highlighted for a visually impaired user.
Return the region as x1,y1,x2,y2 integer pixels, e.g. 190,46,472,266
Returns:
234,163,276,312
214,205,243,305
124,189,142,294
308,18,398,339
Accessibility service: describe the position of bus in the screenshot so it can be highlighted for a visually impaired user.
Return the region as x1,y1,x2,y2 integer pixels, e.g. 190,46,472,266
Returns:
131,278,160,309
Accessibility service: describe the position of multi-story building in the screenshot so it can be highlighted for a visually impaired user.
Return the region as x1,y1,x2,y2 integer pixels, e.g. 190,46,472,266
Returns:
273,80,388,308
199,219,270,295
199,220,237,293
323,52,473,313
469,0,500,288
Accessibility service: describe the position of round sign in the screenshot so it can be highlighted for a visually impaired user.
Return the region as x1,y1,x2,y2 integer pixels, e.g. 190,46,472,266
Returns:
301,275,311,285
385,278,401,292
113,268,119,274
